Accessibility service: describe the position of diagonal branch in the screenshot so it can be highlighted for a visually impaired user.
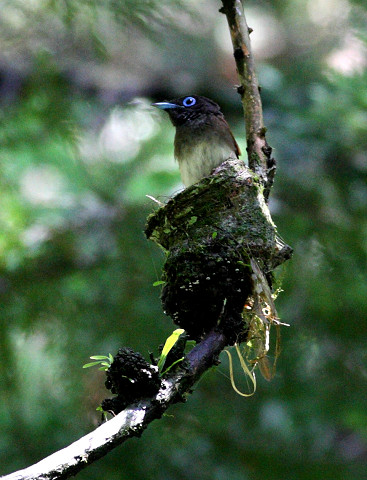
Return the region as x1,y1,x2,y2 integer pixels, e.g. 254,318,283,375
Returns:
1,330,228,480
220,0,276,200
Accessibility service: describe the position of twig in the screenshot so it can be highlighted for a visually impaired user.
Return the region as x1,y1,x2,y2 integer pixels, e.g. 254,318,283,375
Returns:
220,0,276,200
1,330,227,480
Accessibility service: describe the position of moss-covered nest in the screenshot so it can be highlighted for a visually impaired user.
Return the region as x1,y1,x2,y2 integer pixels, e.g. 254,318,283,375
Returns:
145,159,292,343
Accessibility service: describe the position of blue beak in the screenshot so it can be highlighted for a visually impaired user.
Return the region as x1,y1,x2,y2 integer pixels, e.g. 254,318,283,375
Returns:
152,102,181,110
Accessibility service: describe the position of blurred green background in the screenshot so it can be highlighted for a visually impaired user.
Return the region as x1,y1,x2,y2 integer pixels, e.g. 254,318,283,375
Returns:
1,0,366,479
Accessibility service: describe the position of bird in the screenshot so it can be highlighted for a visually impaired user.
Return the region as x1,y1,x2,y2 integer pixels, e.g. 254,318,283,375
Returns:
152,95,241,187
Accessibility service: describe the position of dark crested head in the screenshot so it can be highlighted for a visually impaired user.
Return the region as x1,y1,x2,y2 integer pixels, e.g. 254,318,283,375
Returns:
152,95,223,126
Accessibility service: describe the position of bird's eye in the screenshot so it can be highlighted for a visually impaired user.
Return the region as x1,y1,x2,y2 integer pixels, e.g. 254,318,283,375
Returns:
182,96,196,107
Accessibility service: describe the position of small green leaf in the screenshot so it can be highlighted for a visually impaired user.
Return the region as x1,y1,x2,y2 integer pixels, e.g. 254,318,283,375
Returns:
83,361,102,368
163,228,171,234
161,357,184,376
83,353,114,370
153,280,166,287
158,328,185,373
237,261,250,267
212,231,218,239
188,216,197,226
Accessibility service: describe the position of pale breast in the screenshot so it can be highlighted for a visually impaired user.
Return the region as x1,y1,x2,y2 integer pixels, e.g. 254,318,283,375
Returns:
174,120,239,187
177,141,237,186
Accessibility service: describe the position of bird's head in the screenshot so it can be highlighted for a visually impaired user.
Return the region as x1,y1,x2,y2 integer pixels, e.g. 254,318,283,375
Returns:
152,95,222,127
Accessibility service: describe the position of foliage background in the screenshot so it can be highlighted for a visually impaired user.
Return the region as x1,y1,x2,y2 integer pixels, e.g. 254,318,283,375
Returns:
1,0,366,479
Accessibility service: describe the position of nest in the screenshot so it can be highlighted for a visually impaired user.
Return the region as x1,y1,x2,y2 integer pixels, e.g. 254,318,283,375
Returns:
145,159,292,344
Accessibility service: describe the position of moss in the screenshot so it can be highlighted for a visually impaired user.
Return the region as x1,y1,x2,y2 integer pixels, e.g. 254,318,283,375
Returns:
145,159,292,342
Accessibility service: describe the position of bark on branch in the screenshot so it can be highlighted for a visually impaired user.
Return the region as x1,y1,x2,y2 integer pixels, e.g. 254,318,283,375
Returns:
220,0,276,200
1,330,228,480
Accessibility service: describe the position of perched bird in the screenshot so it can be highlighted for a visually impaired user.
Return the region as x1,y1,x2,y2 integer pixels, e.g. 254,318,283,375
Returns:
153,95,241,187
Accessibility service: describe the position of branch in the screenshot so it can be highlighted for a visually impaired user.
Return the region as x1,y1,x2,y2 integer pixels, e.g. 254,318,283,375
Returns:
1,330,228,480
220,0,275,200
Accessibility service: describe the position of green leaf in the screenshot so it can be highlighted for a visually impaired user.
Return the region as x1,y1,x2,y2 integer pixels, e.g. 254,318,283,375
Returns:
83,361,103,368
157,328,185,373
237,261,250,268
187,216,197,226
161,357,184,376
83,353,114,370
212,231,218,239
153,280,166,287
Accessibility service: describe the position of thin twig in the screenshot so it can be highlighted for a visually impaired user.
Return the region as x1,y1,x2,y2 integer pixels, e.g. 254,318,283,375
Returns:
220,0,276,200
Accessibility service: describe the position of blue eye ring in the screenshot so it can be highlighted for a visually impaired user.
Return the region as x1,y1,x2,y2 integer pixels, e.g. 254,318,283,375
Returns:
182,96,196,107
